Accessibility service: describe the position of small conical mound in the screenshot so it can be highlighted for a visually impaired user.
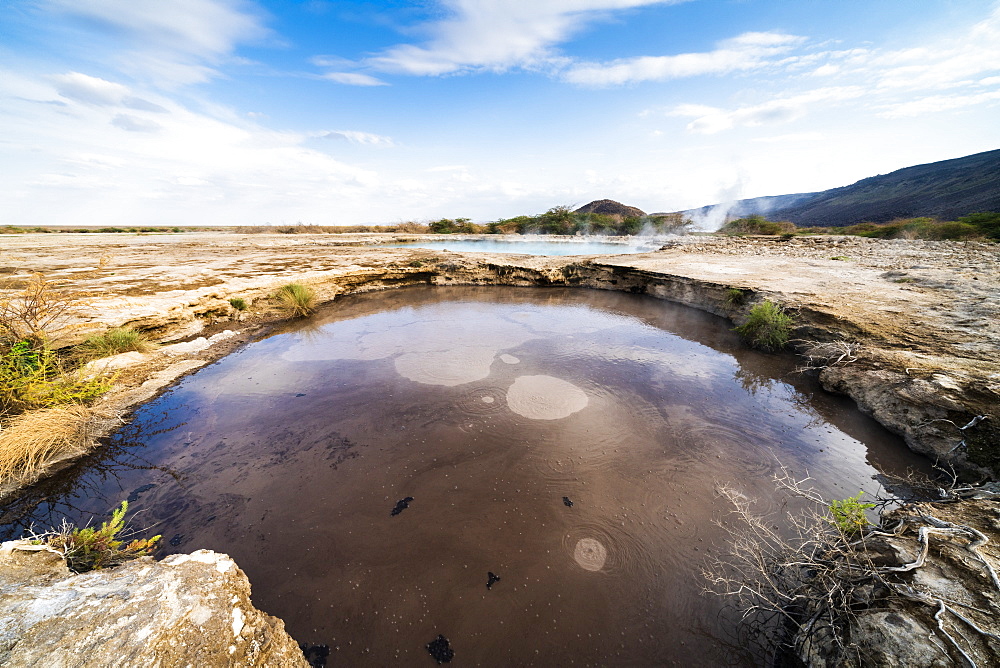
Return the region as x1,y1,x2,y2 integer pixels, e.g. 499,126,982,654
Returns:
574,199,646,218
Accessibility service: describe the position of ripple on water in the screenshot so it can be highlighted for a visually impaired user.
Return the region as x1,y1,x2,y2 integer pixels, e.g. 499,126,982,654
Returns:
562,522,656,579
455,386,509,416
507,375,588,420
573,538,607,571
673,421,778,477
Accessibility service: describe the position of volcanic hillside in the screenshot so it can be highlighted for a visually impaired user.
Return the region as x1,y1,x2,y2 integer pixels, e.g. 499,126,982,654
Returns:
683,148,1000,227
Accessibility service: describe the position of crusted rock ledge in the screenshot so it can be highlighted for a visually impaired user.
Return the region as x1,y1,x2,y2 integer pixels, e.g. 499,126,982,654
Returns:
0,540,307,667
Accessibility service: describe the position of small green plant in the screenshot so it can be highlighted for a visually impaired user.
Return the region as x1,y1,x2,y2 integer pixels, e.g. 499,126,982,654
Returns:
276,282,316,317
830,256,850,261
828,492,875,535
407,259,425,268
38,500,161,572
1,342,111,413
228,297,248,311
733,301,793,351
76,327,154,359
723,288,747,307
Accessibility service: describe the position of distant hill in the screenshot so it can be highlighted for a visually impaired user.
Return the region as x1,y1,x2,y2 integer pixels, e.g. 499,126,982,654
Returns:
575,199,646,218
681,148,1000,228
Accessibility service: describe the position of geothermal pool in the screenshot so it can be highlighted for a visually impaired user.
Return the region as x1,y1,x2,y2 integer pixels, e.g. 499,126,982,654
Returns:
386,237,662,255
0,287,930,666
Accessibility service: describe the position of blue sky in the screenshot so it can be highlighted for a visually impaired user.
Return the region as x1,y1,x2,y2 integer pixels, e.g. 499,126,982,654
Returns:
2,1,999,227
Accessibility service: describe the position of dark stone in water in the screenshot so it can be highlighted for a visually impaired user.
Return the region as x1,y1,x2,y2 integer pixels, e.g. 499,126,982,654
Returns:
563,496,574,507
126,484,156,503
390,496,414,516
299,643,330,668
426,634,454,664
487,571,501,590
295,393,306,397
168,534,184,547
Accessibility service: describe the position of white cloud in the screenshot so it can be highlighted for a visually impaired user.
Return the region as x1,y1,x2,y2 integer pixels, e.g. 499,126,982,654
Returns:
320,130,395,146
810,64,840,77
46,0,267,57
44,0,269,85
670,87,863,134
362,0,685,76
51,72,130,105
426,165,470,172
0,68,389,226
110,113,163,132
322,72,388,87
870,7,1000,92
879,90,1000,118
563,31,805,85
751,132,824,143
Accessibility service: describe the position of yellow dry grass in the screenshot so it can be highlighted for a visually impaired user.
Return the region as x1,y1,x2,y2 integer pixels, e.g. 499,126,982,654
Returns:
0,405,95,484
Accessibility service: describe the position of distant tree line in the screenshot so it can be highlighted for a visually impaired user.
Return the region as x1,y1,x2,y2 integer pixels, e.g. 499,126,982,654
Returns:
429,207,691,236
719,212,1000,241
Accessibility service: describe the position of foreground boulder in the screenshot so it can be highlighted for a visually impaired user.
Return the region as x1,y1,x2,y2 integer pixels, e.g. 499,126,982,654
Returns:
0,541,307,667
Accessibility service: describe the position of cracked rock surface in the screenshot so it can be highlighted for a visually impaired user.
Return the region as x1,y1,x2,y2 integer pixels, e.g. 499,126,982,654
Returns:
0,541,307,667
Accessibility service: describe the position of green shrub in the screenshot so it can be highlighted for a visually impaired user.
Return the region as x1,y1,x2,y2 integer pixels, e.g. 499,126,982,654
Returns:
38,500,161,572
428,217,479,234
958,211,1000,240
76,327,154,359
276,283,316,317
0,342,111,413
733,301,793,351
919,221,976,240
828,492,874,535
843,217,985,241
228,297,248,312
720,215,797,236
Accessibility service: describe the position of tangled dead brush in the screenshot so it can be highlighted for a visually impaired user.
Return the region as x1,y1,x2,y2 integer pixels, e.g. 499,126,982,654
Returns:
704,468,1000,666
0,274,80,348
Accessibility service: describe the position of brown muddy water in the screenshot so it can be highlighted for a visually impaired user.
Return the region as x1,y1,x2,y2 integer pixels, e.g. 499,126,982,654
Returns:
0,287,932,666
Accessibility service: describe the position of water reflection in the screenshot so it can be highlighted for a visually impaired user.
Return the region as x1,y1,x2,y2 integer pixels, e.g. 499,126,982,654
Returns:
0,286,933,667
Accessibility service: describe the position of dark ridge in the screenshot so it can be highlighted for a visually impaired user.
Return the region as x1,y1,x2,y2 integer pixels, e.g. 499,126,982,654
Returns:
681,148,1000,227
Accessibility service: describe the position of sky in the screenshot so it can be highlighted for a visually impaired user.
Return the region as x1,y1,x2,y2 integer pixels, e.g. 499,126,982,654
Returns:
2,0,999,228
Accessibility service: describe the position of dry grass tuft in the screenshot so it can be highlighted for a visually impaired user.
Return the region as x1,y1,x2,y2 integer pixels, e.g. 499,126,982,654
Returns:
75,327,155,360
0,405,95,484
276,282,317,317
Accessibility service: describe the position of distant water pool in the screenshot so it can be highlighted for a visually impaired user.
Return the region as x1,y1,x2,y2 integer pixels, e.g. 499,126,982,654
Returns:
386,237,661,256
